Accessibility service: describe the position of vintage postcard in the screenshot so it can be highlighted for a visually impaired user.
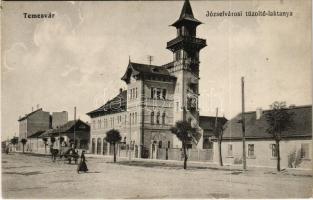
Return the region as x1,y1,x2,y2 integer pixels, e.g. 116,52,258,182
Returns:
1,0,312,199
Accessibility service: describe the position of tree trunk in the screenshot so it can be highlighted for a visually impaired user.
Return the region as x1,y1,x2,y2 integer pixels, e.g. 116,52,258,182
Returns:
276,140,281,171
22,144,25,153
44,144,47,154
113,144,116,163
182,143,187,170
218,139,223,166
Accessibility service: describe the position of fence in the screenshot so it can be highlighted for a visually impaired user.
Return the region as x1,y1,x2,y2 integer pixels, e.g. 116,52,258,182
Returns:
156,148,213,162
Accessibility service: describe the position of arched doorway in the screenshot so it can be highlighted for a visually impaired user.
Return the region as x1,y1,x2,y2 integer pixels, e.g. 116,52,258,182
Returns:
91,138,96,154
103,138,108,155
97,138,101,154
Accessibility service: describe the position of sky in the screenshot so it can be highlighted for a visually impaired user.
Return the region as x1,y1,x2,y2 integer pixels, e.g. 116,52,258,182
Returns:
2,0,312,140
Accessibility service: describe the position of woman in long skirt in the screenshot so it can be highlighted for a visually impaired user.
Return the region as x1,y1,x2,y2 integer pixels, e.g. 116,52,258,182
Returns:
77,150,88,173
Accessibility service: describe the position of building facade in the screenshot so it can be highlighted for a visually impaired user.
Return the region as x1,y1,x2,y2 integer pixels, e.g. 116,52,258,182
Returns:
87,0,208,158
52,111,68,129
18,108,50,139
213,105,312,169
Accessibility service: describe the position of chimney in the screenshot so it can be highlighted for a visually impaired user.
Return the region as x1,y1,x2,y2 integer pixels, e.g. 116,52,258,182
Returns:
32,107,34,112
119,88,123,93
256,107,263,120
36,104,39,109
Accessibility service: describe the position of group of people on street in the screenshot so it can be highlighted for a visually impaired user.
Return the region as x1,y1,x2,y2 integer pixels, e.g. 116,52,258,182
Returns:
50,144,88,173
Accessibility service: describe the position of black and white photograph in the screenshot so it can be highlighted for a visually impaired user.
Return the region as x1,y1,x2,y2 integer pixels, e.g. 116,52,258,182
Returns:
1,0,312,198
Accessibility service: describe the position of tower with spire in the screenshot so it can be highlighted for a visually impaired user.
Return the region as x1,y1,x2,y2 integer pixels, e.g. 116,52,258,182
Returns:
166,0,206,132
87,0,207,158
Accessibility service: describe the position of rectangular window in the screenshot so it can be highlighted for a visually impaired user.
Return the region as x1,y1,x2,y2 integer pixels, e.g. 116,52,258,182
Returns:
162,89,167,100
227,144,233,156
271,144,277,158
156,89,161,99
248,144,254,157
301,143,309,159
151,87,154,99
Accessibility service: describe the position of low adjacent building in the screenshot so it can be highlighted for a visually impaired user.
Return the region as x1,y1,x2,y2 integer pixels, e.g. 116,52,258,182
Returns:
39,119,90,152
213,105,312,169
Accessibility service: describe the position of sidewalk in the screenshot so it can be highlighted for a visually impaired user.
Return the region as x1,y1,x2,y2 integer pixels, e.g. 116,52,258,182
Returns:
85,153,313,177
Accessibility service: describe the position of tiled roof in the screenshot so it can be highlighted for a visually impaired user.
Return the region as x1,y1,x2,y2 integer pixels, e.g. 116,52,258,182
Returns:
223,105,312,140
121,62,175,83
18,108,43,121
39,119,90,138
86,90,127,117
199,116,228,131
28,130,45,138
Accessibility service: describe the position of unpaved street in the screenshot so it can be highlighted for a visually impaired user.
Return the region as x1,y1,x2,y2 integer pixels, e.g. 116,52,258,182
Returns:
2,153,312,199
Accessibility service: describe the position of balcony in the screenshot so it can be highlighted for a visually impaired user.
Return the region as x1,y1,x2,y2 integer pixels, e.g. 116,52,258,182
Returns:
144,98,174,108
167,36,206,51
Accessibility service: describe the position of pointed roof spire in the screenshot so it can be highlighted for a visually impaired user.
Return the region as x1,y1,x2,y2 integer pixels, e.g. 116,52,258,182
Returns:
172,0,202,27
179,0,194,19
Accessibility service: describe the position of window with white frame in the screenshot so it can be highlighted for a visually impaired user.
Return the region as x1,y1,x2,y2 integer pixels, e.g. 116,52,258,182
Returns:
301,143,310,159
162,112,166,124
151,112,154,124
156,112,160,124
248,144,255,157
227,144,233,157
271,144,277,158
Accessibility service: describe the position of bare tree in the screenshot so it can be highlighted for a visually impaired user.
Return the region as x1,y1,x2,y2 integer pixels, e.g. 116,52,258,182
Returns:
214,120,226,166
265,101,294,171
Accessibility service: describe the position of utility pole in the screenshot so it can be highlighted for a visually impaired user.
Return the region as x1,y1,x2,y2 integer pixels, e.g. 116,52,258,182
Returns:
74,107,76,149
129,113,132,160
241,77,247,170
147,55,153,65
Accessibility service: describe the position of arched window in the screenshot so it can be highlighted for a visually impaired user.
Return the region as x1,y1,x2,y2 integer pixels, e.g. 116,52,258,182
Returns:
151,112,154,124
103,138,107,155
158,141,162,148
156,112,160,124
167,141,171,148
162,112,166,124
92,138,96,154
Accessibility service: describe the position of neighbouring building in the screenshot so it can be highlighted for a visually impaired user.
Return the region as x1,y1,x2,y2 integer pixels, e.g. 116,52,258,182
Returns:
213,105,312,169
52,111,68,129
39,119,90,152
18,108,50,139
24,120,90,154
18,108,70,153
87,0,213,159
199,116,228,149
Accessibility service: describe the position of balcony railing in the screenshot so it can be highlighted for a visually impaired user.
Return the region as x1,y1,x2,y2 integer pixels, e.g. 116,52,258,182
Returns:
167,36,206,49
144,98,174,108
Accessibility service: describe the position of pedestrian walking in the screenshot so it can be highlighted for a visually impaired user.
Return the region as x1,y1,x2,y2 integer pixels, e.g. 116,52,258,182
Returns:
77,150,88,173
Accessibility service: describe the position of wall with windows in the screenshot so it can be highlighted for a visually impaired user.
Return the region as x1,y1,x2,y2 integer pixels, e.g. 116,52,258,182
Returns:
213,138,312,169
90,111,130,154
